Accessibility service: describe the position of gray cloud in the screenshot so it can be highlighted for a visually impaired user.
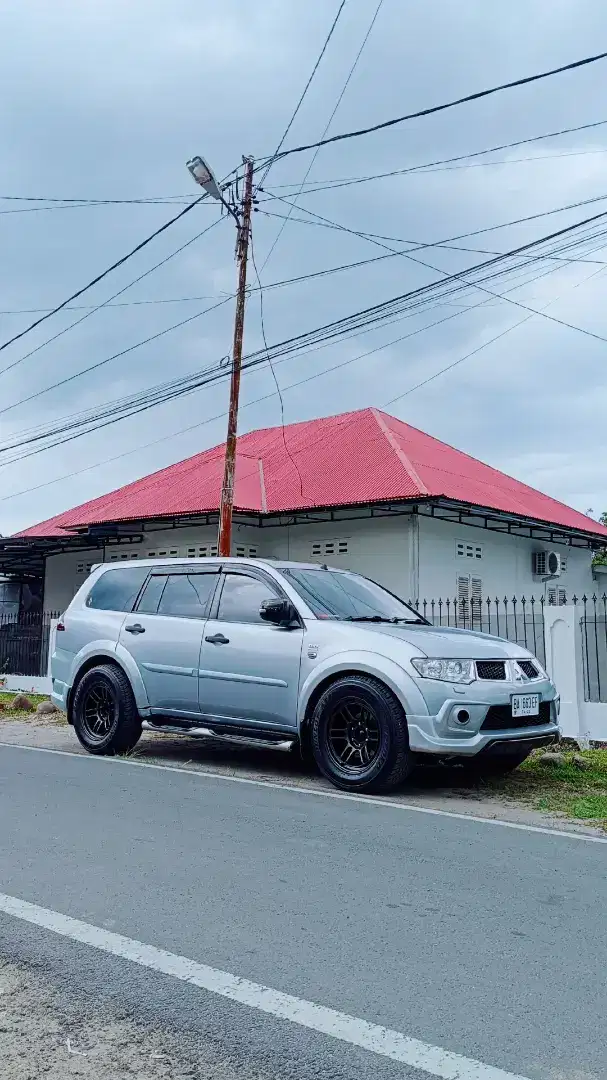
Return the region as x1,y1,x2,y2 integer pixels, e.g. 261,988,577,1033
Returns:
1,0,607,533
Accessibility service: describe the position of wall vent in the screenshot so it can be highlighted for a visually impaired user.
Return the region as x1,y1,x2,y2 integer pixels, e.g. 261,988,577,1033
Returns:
456,540,482,560
311,538,349,558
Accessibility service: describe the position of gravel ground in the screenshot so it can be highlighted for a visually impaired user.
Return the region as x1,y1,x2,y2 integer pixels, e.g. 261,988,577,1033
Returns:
0,958,196,1079
0,957,274,1080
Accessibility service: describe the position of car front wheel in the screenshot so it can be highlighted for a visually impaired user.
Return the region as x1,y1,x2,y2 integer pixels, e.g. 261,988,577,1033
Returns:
72,664,141,756
310,675,413,793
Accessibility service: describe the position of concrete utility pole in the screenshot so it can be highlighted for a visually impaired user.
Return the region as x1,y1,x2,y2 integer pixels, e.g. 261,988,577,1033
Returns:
217,157,255,557
186,154,255,557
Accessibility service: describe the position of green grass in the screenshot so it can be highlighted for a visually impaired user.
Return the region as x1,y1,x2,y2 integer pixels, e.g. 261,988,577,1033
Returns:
485,747,607,829
0,690,66,722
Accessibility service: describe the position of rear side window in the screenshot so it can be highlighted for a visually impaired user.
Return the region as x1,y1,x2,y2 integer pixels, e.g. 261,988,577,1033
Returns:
86,566,149,612
157,573,217,619
136,575,168,615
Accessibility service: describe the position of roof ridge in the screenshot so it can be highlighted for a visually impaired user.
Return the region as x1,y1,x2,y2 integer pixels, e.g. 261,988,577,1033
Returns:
370,408,429,496
373,409,597,517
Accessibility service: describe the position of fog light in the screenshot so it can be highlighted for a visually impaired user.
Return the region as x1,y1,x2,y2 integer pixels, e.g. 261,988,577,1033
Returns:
456,709,470,725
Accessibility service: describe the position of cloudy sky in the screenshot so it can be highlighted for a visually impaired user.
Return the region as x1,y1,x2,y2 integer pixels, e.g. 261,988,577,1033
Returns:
1,0,607,534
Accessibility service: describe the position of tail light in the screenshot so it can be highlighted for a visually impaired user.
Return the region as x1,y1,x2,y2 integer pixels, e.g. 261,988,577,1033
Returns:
56,617,65,632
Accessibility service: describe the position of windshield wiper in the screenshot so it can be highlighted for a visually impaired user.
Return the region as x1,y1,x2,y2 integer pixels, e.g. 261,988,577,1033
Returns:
344,615,422,623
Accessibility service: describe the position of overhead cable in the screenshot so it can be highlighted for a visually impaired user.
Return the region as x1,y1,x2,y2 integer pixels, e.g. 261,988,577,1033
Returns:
260,50,607,163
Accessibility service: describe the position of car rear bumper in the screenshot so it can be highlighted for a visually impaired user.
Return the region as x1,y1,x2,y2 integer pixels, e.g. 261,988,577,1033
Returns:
51,681,69,715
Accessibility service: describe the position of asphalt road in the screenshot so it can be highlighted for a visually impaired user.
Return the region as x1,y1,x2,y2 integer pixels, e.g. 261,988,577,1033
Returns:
1,744,606,1080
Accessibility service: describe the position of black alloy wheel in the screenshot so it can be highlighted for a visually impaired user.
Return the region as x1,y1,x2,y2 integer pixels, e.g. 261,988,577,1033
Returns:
81,681,116,745
72,664,141,755
311,674,413,793
326,697,381,772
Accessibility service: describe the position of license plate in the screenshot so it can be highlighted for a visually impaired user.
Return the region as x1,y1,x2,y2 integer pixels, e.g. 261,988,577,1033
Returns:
511,693,540,718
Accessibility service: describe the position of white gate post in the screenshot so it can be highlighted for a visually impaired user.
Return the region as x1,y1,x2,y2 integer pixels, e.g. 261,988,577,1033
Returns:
543,605,588,746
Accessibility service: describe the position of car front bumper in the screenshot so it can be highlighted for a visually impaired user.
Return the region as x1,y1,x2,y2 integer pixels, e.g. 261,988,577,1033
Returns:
407,678,559,757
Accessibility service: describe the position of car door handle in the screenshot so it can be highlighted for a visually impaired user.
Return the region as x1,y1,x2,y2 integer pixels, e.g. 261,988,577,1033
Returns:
205,633,229,645
124,623,145,635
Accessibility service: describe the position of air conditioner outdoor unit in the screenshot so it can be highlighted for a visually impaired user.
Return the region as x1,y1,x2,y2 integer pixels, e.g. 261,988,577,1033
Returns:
532,550,562,577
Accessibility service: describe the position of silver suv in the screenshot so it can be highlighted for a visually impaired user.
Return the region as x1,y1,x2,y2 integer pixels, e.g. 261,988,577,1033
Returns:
51,557,559,793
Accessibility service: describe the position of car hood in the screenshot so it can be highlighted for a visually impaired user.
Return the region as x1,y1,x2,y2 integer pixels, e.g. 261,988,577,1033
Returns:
354,622,529,659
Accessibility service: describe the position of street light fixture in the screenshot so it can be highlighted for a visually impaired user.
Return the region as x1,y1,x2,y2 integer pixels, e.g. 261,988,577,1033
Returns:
186,155,223,202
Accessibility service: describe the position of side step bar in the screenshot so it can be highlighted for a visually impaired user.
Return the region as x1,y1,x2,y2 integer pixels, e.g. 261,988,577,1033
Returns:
141,719,295,753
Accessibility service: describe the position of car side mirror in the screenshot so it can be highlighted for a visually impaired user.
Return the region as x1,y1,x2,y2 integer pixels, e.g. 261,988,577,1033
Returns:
259,598,297,626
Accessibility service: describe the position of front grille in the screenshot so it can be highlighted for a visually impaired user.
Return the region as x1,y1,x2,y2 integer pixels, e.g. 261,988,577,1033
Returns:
476,660,507,680
481,701,552,731
517,660,539,679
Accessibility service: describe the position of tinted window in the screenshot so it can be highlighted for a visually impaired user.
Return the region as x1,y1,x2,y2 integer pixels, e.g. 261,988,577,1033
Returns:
86,566,148,612
136,575,168,614
217,574,279,624
281,568,424,622
157,573,217,619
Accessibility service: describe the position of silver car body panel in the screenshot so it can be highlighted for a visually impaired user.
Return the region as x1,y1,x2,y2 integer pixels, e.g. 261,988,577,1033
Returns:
51,557,559,756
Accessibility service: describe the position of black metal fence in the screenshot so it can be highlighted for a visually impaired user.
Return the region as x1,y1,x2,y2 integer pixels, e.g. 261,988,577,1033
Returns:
577,594,607,703
2,597,606,702
0,612,60,677
408,595,547,668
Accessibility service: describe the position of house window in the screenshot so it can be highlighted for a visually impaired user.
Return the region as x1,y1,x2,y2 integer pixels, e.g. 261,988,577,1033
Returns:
108,551,140,562
310,539,349,559
147,547,182,559
76,561,94,575
185,545,218,558
456,540,482,560
457,574,483,629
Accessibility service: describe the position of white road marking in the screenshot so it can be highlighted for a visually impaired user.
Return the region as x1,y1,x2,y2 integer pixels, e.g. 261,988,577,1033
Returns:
1,740,606,844
0,889,530,1080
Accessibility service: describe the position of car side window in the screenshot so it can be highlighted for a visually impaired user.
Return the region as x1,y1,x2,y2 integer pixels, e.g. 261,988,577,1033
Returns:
86,566,149,612
136,575,168,615
157,573,217,619
216,574,279,624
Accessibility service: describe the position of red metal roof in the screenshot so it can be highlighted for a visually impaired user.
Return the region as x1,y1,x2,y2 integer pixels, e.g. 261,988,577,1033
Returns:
18,408,607,539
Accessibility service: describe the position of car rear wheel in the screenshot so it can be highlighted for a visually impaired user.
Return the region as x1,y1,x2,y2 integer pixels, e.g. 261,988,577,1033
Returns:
311,675,412,793
72,664,141,756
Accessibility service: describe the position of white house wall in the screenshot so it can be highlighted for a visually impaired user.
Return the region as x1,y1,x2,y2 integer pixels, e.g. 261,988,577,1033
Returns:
417,514,595,602
42,512,597,614
260,516,414,597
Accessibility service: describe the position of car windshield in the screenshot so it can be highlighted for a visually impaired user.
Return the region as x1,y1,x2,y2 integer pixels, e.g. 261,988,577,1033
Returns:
281,568,425,622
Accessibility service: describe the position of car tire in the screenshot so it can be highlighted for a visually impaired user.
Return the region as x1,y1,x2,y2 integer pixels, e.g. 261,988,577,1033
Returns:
72,664,141,756
464,748,532,778
311,675,412,794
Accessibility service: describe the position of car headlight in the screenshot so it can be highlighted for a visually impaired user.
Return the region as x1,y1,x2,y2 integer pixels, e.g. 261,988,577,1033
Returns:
411,658,475,684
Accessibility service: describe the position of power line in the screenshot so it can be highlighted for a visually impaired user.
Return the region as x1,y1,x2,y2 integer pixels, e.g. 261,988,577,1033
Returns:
0,251,397,317
4,234,600,505
5,206,607,475
260,50,607,164
262,187,607,249
0,186,228,356
0,217,223,379
383,261,607,406
250,239,305,496
263,117,607,195
260,0,385,271
257,0,347,189
0,295,233,418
